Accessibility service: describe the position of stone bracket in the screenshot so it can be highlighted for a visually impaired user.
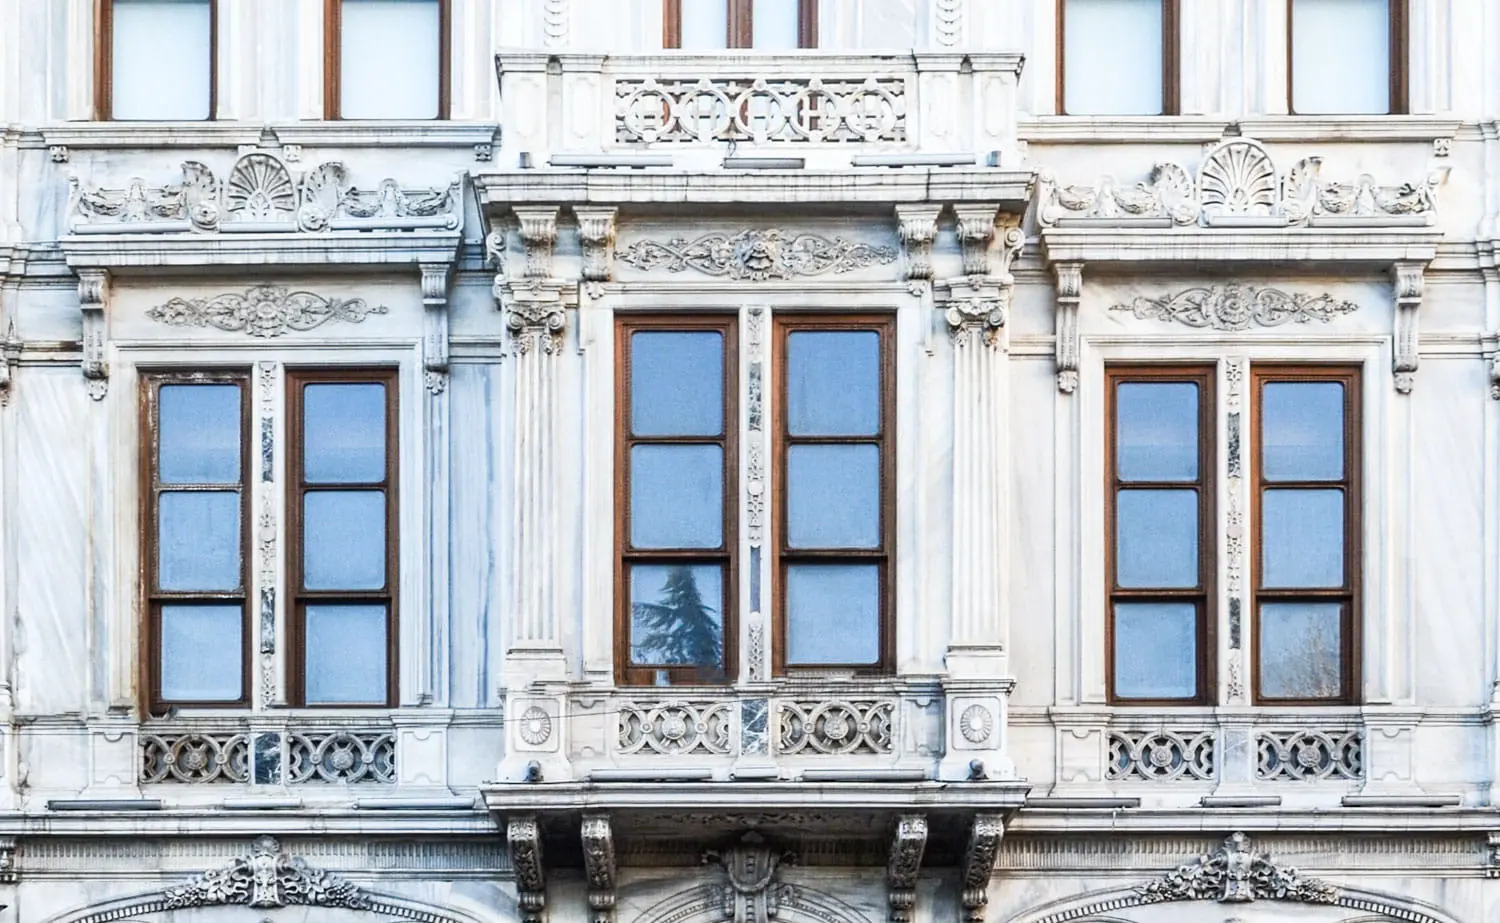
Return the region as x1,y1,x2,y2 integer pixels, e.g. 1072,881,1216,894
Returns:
896,204,942,294
1391,260,1425,394
420,262,452,395
960,814,1004,923
582,813,617,923
575,206,619,297
1052,262,1082,394
78,268,110,400
886,814,927,923
508,815,546,923
0,322,19,406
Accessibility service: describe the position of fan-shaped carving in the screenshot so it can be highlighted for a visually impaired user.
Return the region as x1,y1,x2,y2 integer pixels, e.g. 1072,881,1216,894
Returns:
1198,139,1279,217
225,152,297,223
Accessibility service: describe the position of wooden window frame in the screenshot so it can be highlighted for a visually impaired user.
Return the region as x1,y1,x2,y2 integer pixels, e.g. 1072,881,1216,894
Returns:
1104,365,1215,706
286,368,400,708
96,0,219,121
140,370,251,713
615,315,739,686
772,314,896,676
663,0,818,49
1249,364,1361,706
324,0,451,120
1056,0,1179,116
1286,0,1407,115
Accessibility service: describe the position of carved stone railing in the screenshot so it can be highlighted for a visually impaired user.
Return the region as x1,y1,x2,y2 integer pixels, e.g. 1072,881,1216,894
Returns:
141,724,396,785
1255,727,1363,781
1038,137,1446,229
1106,728,1216,782
497,52,1024,162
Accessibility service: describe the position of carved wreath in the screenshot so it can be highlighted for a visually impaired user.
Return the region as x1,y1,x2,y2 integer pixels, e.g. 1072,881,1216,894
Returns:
619,230,897,281
147,285,389,338
1112,284,1358,331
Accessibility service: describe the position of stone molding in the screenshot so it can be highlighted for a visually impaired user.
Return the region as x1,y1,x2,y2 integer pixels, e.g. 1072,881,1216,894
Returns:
1110,284,1360,331
144,285,389,338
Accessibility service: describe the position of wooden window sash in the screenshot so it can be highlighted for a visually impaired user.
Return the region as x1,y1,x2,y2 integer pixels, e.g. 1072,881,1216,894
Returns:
286,368,400,708
1249,364,1361,706
772,315,895,676
1286,0,1407,115
615,315,739,686
1104,365,1215,705
663,0,817,49
141,370,250,713
324,0,451,120
96,0,219,121
1055,0,1179,116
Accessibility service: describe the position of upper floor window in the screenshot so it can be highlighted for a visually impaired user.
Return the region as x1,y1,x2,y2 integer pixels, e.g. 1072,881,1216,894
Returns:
664,0,817,49
1059,0,1177,116
325,0,448,119
1289,0,1405,114
1105,366,1214,704
1251,366,1360,704
142,368,399,712
98,0,216,121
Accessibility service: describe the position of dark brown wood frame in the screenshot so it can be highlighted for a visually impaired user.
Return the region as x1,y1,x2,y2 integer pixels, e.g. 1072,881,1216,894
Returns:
1103,365,1215,705
140,371,251,713
324,0,451,119
1286,0,1407,115
663,0,817,48
1249,365,1361,705
615,316,739,686
286,368,400,707
772,315,896,676
1056,0,1179,116
96,0,219,121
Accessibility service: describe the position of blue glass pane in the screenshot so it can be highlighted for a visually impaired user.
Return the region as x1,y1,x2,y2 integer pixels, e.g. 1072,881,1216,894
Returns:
785,564,879,665
1260,602,1343,698
787,444,879,549
1261,489,1343,588
629,564,724,668
303,490,386,590
630,445,723,549
630,331,724,436
787,331,880,436
1116,381,1197,481
1262,381,1344,481
303,383,386,484
159,384,240,484
159,604,242,701
158,490,241,591
304,604,388,704
1116,489,1198,588
1113,602,1196,699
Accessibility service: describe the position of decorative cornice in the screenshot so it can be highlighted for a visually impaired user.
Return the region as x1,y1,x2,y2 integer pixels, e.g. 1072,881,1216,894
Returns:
146,285,388,338
162,835,366,910
1134,833,1339,905
619,229,897,281
887,815,928,923
1111,284,1359,331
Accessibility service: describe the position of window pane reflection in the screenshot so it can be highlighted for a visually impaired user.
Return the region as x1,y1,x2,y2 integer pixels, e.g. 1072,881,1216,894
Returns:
629,564,724,670
1259,602,1343,698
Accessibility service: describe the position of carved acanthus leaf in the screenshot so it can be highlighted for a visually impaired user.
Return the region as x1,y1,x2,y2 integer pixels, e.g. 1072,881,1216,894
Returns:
1111,285,1358,331
1135,833,1340,905
146,285,388,338
620,230,897,281
162,835,367,910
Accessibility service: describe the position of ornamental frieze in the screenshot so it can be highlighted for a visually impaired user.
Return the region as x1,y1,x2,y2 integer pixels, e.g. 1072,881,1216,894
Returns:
146,285,388,337
618,229,897,281
1111,284,1359,331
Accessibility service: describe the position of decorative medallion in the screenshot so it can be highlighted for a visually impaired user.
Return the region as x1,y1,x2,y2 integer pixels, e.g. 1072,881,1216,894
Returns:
619,230,897,281
1111,285,1358,331
958,704,994,745
147,285,388,338
519,705,554,746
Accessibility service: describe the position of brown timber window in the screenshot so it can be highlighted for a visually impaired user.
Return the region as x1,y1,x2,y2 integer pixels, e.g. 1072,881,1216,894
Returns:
1057,0,1178,115
773,316,894,674
1105,366,1214,704
142,372,250,710
1251,365,1360,704
1288,0,1406,114
97,0,217,120
325,0,450,119
617,317,738,685
288,369,399,706
663,0,817,49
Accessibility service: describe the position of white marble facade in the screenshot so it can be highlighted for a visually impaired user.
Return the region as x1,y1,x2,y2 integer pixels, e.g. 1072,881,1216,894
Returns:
2,0,1500,922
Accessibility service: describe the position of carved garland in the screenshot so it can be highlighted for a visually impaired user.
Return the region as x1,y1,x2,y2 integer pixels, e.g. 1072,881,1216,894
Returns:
146,285,388,338
1112,285,1358,331
619,230,897,281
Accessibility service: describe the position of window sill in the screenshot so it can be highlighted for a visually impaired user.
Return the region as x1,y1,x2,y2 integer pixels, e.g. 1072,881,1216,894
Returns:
41,120,498,150
1233,115,1461,143
1021,116,1231,144
1022,115,1461,145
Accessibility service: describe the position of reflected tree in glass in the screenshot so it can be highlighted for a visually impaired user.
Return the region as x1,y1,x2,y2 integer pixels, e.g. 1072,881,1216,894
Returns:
631,566,723,674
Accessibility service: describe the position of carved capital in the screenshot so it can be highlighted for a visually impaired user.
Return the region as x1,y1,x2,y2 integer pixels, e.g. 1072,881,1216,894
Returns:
575,206,619,285
77,268,110,399
887,815,928,923
1053,262,1083,394
582,813,616,923
945,292,1007,349
896,204,942,290
514,206,561,280
508,816,547,923
960,814,1004,923
1391,261,1425,394
504,286,568,356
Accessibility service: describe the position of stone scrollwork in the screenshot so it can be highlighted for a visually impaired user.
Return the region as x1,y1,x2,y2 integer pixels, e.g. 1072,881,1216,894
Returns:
286,730,395,784
1039,137,1443,228
620,229,897,281
945,297,1006,347
778,699,895,755
576,206,619,291
705,832,792,923
1111,284,1358,331
509,816,547,923
960,815,1004,923
896,205,941,292
69,161,219,231
1392,260,1425,394
582,813,617,923
77,268,109,400
1255,728,1363,781
1052,262,1082,394
887,815,928,923
146,285,389,338
162,835,367,910
1135,832,1340,905
142,732,250,784
618,700,733,756
1106,729,1215,782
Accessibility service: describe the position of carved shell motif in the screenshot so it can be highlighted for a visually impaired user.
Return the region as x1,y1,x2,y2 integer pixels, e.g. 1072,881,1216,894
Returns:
225,153,297,223
1198,139,1279,217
